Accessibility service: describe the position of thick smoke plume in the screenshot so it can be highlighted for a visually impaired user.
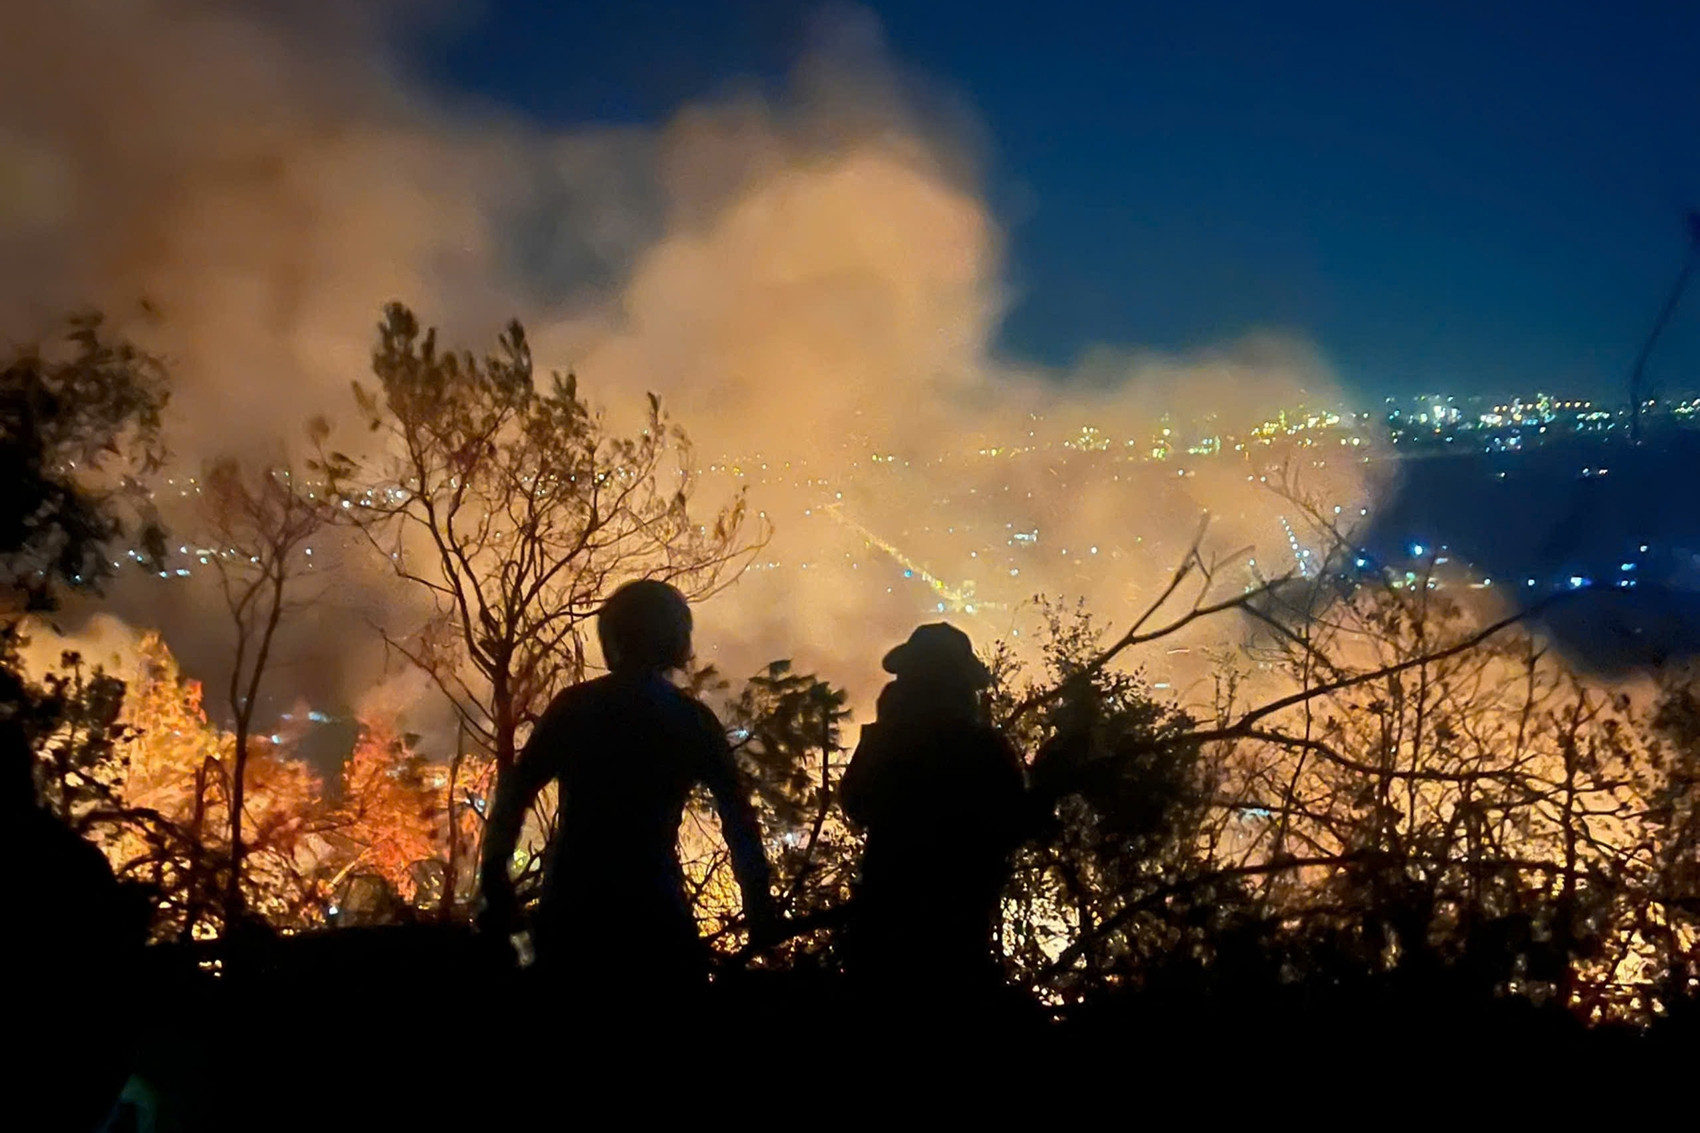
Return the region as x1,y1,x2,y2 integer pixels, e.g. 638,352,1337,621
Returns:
4,1,1378,730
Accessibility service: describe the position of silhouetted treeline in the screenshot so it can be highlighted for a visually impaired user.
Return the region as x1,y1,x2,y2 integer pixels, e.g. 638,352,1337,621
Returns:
5,310,1699,1131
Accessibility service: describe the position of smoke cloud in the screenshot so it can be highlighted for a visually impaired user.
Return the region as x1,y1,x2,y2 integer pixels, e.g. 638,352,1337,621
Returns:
4,0,1378,730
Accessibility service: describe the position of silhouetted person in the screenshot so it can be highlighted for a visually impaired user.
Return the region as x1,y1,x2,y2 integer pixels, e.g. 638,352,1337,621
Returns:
840,624,1027,1007
3,717,144,1131
478,580,775,1009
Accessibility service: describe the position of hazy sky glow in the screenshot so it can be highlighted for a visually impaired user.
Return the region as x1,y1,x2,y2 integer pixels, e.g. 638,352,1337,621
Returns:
4,0,1694,726
416,0,1700,401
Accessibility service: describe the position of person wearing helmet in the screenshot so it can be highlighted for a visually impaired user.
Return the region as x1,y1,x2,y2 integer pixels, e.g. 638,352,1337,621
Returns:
477,580,775,1002
840,623,1027,1004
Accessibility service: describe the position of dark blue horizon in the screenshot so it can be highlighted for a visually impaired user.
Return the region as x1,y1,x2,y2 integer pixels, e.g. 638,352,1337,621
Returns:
404,0,1700,405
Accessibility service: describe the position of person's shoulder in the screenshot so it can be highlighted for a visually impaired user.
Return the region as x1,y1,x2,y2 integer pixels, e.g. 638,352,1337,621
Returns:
542,680,595,717
536,677,621,733
619,672,723,733
934,716,1008,743
963,723,1023,770
651,685,729,762
677,689,724,733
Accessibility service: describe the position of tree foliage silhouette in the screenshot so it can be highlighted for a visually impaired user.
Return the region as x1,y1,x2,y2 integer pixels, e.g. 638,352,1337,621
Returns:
0,312,167,615
320,303,764,790
199,457,327,928
681,660,853,958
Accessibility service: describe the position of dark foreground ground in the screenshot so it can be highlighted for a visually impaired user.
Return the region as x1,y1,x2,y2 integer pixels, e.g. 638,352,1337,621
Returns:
89,925,1698,1131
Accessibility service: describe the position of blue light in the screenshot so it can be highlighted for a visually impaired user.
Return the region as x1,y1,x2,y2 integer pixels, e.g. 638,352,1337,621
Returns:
1354,557,1368,569
1620,562,1636,572
1409,543,1427,557
902,569,913,578
1569,576,1590,590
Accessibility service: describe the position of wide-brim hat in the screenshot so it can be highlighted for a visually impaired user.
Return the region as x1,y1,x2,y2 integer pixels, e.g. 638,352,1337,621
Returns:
881,622,992,688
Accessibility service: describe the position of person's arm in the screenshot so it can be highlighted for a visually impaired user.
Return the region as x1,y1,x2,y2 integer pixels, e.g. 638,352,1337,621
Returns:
1029,689,1095,805
477,706,565,934
696,707,776,936
840,721,897,829
976,732,1035,849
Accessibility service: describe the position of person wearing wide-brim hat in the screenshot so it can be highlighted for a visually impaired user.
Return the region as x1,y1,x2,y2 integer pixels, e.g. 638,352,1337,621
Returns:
840,622,1027,1009
878,622,993,691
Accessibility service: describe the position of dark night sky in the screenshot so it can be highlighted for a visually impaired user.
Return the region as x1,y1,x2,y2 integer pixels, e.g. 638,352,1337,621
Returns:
406,0,1700,403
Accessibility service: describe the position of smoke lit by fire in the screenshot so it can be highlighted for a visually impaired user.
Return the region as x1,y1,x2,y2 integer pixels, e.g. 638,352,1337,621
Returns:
2,0,1383,728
